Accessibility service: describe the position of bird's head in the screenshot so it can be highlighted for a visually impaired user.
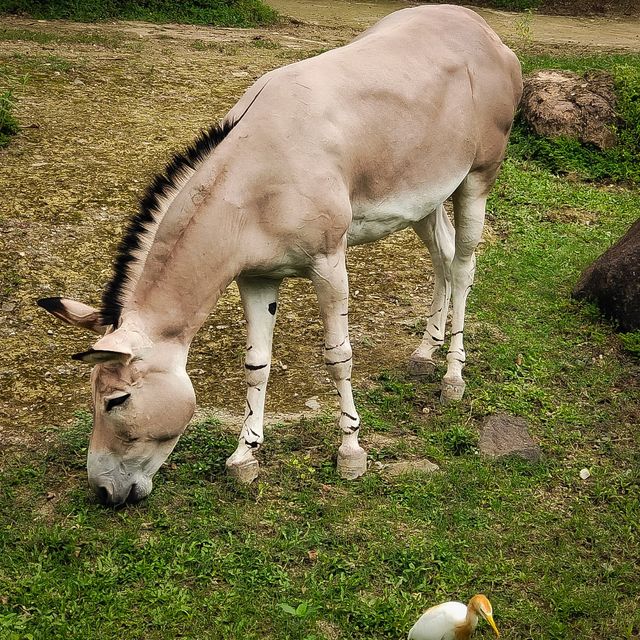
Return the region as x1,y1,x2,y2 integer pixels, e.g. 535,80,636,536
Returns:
469,595,500,637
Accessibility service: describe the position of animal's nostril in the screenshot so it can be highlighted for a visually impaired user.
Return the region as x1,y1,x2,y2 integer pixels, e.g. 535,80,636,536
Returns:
125,483,144,504
96,485,112,506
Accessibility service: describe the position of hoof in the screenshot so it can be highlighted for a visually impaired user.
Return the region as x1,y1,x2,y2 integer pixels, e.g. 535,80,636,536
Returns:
408,354,436,377
226,457,259,484
337,447,367,480
440,377,466,404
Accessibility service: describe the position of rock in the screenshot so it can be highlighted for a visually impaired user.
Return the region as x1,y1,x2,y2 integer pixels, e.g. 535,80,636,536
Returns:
573,218,640,332
579,468,591,480
1,302,16,312
304,396,321,411
520,70,618,150
479,414,541,462
383,459,439,477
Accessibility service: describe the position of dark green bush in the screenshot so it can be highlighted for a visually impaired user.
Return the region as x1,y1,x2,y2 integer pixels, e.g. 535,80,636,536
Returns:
0,0,278,26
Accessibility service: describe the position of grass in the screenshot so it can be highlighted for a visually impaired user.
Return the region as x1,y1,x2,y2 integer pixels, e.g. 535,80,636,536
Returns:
1,151,639,639
0,0,278,27
0,68,25,147
512,54,640,184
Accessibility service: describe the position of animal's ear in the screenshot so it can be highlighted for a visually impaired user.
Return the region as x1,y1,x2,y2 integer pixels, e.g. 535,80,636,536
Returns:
37,297,106,335
72,330,135,365
71,349,132,365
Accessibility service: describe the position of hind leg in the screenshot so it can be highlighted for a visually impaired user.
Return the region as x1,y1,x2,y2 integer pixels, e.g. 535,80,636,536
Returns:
409,204,455,376
441,173,488,403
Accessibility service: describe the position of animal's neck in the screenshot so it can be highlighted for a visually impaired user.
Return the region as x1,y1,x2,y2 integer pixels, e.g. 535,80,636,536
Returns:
124,178,247,344
454,608,478,640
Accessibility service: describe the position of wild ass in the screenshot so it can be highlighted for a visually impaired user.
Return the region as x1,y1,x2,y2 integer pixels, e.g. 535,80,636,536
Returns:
38,5,522,507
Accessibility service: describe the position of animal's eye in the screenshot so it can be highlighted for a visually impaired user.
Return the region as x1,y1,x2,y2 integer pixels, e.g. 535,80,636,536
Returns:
155,433,177,444
105,393,131,411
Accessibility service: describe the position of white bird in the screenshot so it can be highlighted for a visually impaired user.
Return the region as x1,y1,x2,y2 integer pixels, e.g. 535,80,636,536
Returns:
408,594,500,640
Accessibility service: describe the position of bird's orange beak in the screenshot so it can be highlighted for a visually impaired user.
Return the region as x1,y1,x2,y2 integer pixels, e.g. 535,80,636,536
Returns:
484,612,500,637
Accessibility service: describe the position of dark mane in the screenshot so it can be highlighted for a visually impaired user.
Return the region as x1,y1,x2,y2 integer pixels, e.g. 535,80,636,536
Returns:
100,118,237,327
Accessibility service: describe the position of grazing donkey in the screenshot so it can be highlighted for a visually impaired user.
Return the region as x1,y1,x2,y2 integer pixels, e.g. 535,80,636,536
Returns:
38,5,522,506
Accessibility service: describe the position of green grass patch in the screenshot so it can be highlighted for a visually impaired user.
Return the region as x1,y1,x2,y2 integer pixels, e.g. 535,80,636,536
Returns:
0,26,127,47
1,152,639,638
0,88,18,146
0,68,25,147
513,54,640,183
0,0,278,27
619,331,640,358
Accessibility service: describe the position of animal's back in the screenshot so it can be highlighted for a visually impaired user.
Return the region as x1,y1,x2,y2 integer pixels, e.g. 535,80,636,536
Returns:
408,601,469,640
226,4,522,215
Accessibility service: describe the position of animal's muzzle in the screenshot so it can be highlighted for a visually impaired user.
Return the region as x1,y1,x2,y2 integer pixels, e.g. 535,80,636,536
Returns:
93,481,149,508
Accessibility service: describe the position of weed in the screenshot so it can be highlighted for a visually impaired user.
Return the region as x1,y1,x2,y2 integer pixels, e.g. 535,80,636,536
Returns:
0,68,26,147
619,331,640,358
514,9,534,49
252,37,281,50
442,425,478,455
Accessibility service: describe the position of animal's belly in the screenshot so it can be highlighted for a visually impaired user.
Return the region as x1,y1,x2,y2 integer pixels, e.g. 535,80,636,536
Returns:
347,182,459,246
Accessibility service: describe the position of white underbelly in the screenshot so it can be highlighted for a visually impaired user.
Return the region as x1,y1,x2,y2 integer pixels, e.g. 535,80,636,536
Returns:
347,180,462,246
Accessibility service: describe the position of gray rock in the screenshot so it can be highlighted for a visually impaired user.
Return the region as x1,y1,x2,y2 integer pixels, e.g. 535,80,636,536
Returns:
479,414,541,461
304,396,321,411
383,459,439,477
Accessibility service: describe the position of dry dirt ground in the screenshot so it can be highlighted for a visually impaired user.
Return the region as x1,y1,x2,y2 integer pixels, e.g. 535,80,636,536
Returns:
1,1,639,450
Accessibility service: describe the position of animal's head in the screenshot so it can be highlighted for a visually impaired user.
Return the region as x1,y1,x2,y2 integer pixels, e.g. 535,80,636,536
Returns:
38,297,196,507
469,594,500,637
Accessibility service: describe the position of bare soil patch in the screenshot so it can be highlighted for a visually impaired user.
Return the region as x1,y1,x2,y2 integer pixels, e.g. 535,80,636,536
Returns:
1,4,639,448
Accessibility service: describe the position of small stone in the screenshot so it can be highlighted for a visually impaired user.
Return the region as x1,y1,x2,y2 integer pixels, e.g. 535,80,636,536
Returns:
579,468,591,480
383,459,439,477
47,329,54,335
304,396,321,411
479,414,541,462
73,78,85,86
1,302,15,312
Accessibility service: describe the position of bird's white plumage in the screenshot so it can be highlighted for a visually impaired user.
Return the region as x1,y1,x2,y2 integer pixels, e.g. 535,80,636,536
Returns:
408,601,474,640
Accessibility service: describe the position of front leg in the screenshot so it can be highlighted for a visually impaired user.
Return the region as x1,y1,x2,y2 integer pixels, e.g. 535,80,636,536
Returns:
311,248,367,480
226,276,281,483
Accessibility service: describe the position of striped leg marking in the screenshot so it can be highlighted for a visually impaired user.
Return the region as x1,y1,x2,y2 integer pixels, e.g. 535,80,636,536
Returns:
312,248,367,479
226,277,281,483
410,205,454,376
441,177,486,403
